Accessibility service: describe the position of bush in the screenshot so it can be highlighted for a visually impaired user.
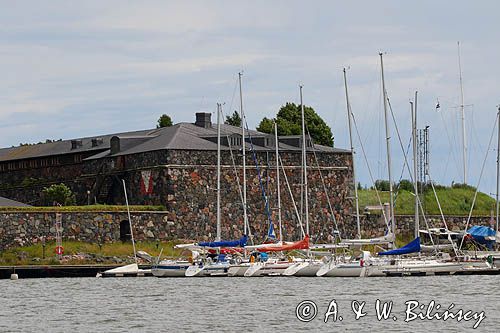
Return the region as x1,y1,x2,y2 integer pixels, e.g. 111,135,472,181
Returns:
374,179,390,191
42,183,76,206
396,179,414,192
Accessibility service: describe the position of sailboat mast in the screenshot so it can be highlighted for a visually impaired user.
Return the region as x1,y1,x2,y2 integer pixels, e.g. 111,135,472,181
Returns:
412,91,419,239
343,68,361,239
379,53,396,247
239,72,249,236
496,106,500,238
122,179,137,264
216,103,222,242
300,85,310,236
274,121,283,242
458,41,467,184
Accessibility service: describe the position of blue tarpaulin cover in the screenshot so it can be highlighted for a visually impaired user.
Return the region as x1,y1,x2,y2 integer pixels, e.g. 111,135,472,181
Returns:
198,235,248,248
378,237,421,256
467,226,496,245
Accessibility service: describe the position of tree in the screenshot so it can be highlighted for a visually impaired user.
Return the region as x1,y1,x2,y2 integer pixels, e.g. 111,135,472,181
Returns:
157,114,173,128
374,180,390,191
42,183,76,206
225,111,242,127
257,102,334,146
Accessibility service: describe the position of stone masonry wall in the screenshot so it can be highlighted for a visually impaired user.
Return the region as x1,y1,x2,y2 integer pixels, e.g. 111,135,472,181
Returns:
0,210,493,251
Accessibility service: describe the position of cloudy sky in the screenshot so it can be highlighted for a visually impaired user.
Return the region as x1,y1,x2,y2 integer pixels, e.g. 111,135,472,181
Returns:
1,1,499,195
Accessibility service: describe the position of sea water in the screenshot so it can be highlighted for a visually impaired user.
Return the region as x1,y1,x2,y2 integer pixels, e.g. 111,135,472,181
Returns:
1,275,498,332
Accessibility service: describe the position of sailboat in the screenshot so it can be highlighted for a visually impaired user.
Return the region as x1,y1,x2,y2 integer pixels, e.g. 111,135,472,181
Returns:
100,180,152,277
244,88,311,277
184,102,249,277
281,86,325,277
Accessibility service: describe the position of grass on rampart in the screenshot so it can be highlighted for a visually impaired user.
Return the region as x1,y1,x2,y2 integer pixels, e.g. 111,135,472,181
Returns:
0,205,166,212
358,187,495,216
0,240,186,266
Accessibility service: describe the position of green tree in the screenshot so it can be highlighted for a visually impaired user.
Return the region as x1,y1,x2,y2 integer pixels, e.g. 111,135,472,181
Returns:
157,114,173,128
225,111,242,127
257,102,334,146
42,183,76,206
374,179,390,191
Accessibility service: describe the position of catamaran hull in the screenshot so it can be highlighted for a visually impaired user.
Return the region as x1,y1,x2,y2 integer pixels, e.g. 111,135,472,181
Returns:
185,264,229,277
244,262,292,277
317,261,365,277
283,262,322,277
228,264,250,277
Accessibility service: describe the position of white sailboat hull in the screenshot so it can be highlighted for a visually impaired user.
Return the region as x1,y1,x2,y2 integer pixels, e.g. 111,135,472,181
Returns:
152,261,191,277
185,262,230,277
228,263,250,277
244,261,291,277
283,261,322,277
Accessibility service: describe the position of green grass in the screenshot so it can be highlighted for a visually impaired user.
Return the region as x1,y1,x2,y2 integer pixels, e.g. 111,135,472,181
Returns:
0,240,186,266
0,204,166,212
358,187,496,216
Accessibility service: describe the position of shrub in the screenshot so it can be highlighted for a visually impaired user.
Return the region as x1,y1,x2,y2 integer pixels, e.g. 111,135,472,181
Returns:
42,183,76,206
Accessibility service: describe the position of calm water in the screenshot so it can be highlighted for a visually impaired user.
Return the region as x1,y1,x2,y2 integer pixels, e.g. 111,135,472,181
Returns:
1,275,498,332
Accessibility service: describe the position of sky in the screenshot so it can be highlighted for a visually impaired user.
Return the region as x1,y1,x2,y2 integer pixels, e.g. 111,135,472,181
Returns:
1,1,500,196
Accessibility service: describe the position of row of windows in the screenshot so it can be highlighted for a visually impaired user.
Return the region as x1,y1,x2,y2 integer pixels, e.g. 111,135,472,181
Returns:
0,155,82,172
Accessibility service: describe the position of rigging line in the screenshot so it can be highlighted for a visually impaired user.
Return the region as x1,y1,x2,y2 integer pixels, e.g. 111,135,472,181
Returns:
386,97,436,249
279,155,305,239
351,112,390,229
427,171,460,257
244,117,275,240
439,108,461,180
221,102,253,237
224,75,240,123
304,123,341,241
459,113,498,250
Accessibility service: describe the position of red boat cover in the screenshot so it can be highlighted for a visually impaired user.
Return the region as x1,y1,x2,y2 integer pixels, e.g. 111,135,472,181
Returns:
257,235,310,252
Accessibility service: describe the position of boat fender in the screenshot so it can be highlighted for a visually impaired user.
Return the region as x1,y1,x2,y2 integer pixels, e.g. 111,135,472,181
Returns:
250,255,255,263
55,245,64,255
360,259,364,267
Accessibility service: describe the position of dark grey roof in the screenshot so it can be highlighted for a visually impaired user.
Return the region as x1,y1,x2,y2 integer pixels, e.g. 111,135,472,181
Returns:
0,115,350,163
0,196,30,207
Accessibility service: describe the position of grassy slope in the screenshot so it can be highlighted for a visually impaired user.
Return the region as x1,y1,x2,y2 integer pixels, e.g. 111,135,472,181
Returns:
358,187,496,216
0,240,186,265
0,205,165,212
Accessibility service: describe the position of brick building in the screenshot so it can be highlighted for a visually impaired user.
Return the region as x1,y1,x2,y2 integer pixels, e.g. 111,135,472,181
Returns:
0,113,355,241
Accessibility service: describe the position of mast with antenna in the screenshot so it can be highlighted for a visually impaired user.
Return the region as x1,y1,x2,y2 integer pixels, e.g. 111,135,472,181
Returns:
343,68,361,239
300,85,309,236
216,103,222,241
380,52,396,248
238,72,249,236
458,41,467,184
411,91,419,239
274,120,283,242
496,105,500,243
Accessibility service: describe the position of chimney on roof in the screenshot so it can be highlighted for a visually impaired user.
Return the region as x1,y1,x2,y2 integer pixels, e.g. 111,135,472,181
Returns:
195,112,212,128
110,136,120,154
91,138,103,147
71,139,83,150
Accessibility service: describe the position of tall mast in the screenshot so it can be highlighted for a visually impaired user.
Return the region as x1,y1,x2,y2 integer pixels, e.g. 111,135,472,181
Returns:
274,120,283,242
412,91,419,239
496,106,500,239
379,53,396,247
458,41,467,184
122,179,137,264
343,68,361,239
300,85,309,236
238,72,249,235
216,103,221,241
